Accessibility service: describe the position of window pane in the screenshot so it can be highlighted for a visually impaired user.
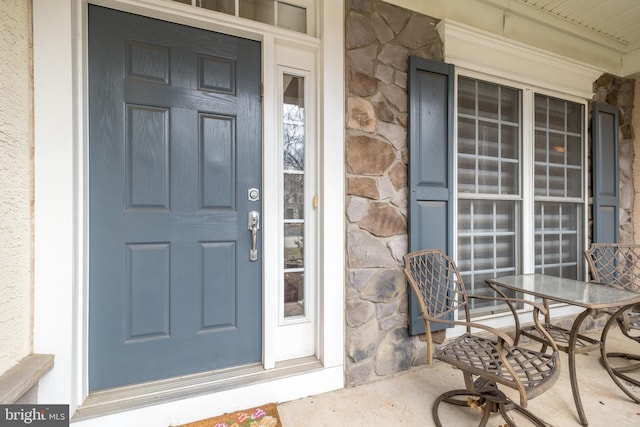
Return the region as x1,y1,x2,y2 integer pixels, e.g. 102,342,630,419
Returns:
458,200,472,234
278,2,306,33
177,0,312,35
457,199,518,315
501,86,519,123
535,130,547,162
539,203,560,229
197,0,235,14
566,101,582,134
562,264,578,279
472,201,494,231
284,173,304,219
477,81,499,119
548,165,565,197
477,158,499,193
458,117,476,155
473,235,496,271
284,223,304,268
457,156,476,193
240,0,274,25
567,135,581,166
534,95,583,199
478,121,499,157
535,95,547,128
548,97,566,131
501,161,518,194
535,202,581,279
458,77,476,115
284,272,304,317
284,76,305,171
501,124,518,159
548,133,564,165
457,77,521,197
496,235,516,269
566,168,581,197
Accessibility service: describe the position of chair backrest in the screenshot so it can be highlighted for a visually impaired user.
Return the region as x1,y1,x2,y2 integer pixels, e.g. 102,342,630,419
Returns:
403,249,471,328
585,243,640,292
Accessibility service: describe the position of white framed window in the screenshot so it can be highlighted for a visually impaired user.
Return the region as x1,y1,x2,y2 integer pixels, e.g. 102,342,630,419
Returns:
282,72,307,320
456,77,522,315
533,94,585,279
437,20,602,320
456,74,587,317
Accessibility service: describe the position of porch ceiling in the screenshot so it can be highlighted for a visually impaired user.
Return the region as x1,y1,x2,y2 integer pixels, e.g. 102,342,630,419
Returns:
517,0,640,49
513,0,640,76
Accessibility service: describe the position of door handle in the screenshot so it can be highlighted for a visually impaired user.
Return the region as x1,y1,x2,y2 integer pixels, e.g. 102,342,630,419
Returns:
248,211,260,261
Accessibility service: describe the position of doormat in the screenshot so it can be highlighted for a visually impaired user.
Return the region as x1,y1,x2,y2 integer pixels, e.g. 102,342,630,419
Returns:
174,403,282,427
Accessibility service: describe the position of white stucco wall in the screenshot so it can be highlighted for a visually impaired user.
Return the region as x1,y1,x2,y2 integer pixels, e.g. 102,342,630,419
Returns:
0,0,34,376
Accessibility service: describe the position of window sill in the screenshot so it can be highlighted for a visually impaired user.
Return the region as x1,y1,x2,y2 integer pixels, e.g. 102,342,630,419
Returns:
0,354,54,404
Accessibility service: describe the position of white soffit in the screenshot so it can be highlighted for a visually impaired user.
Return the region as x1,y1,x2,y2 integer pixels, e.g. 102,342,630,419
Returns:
516,0,640,50
437,19,606,99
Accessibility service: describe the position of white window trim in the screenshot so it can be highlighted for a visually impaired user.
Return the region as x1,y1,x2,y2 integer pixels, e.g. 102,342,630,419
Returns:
33,0,344,423
438,19,602,336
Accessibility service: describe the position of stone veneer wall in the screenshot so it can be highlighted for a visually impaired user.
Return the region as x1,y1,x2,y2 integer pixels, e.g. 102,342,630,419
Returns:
593,74,636,243
344,0,441,386
634,75,640,243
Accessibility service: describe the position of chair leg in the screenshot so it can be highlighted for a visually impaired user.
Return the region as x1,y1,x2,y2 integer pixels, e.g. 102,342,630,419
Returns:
600,306,640,404
432,389,488,427
604,353,640,375
432,382,551,427
498,401,551,427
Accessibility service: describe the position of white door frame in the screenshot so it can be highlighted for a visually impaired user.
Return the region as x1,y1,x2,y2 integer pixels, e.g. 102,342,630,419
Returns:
33,0,344,424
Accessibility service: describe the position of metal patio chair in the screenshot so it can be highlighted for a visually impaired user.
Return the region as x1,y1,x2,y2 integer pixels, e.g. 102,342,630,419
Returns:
404,249,561,427
584,243,640,403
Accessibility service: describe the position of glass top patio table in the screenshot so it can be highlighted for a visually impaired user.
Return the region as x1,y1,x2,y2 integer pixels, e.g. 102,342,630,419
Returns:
487,273,640,309
487,273,640,426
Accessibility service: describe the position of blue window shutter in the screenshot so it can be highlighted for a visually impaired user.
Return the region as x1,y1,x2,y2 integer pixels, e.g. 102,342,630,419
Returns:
592,102,619,243
407,56,454,335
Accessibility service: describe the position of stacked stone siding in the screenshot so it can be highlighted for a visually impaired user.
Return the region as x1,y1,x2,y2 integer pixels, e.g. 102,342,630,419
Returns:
634,76,640,243
593,74,636,243
345,0,442,386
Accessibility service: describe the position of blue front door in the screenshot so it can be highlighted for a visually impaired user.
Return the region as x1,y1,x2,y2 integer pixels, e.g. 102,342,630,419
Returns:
88,5,262,390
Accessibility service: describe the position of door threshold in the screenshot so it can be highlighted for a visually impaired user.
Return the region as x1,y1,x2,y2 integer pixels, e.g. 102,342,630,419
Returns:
73,356,322,422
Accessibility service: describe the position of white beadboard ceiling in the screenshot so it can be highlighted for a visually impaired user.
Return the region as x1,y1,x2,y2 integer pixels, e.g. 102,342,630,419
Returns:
516,0,640,48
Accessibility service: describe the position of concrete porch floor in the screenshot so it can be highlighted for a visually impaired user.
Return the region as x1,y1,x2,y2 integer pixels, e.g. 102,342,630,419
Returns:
278,327,640,426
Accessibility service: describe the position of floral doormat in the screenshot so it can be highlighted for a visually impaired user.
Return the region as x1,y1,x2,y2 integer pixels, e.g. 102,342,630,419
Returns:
174,403,282,427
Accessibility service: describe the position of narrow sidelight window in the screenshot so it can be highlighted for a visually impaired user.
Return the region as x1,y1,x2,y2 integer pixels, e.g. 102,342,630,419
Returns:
283,74,305,318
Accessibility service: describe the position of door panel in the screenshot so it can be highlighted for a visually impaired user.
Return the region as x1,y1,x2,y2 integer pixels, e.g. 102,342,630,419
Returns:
88,5,262,390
